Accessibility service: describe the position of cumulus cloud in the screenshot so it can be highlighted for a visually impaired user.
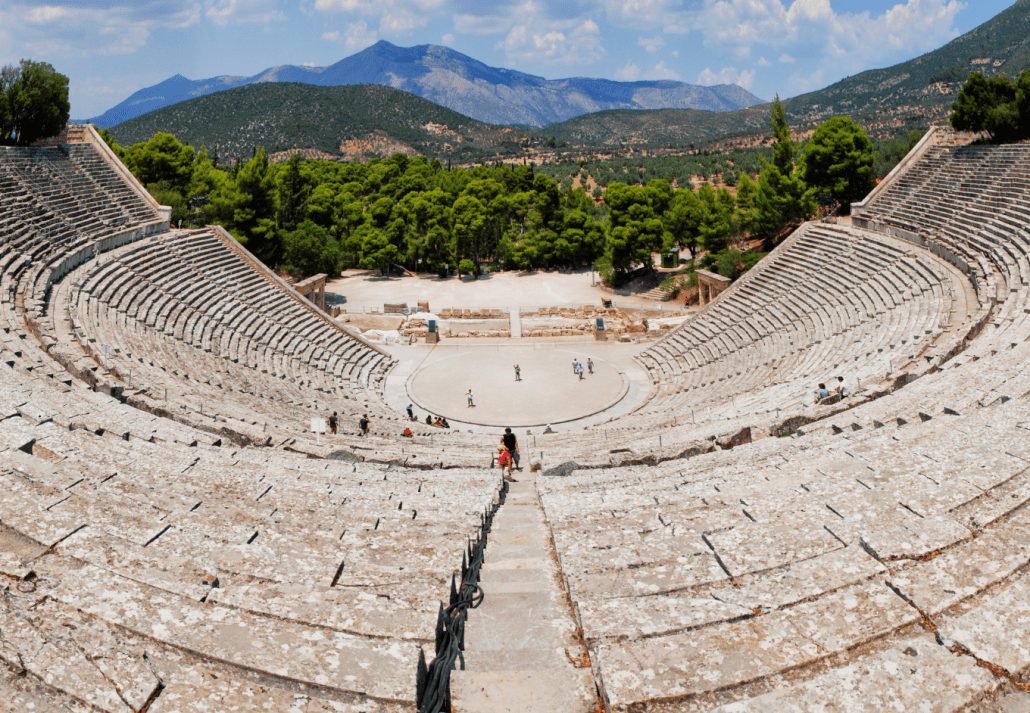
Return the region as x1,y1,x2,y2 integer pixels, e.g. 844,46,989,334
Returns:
614,60,641,81
779,53,795,63
206,0,284,26
314,0,441,35
789,67,826,94
756,56,771,66
638,34,664,51
0,1,201,59
442,32,455,43
498,13,605,66
322,30,341,40
679,0,963,70
646,61,679,80
344,20,378,51
697,66,755,90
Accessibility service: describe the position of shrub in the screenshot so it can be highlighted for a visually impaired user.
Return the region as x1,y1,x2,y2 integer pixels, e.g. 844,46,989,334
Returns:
459,258,475,275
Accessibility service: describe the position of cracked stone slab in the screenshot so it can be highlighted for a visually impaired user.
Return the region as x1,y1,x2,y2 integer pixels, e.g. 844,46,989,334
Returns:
887,507,1030,615
595,580,915,709
39,559,418,702
938,569,1030,675
711,632,998,712
705,522,844,577
148,664,408,713
860,514,972,561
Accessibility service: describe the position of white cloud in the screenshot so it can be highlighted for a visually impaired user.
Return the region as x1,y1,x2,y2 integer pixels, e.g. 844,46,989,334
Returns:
638,34,664,52
322,30,341,41
614,60,641,81
205,0,284,26
676,0,964,72
789,68,826,94
380,9,427,33
0,1,201,59
498,13,605,66
646,61,679,80
442,32,454,43
756,56,771,66
671,49,678,57
453,12,513,35
779,53,795,63
344,20,378,51
697,66,755,90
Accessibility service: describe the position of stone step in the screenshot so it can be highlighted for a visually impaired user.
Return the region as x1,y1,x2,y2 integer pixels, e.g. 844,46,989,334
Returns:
452,474,596,712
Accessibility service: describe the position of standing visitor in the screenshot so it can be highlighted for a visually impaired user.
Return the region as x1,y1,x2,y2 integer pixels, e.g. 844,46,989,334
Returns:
587,359,594,375
359,414,369,436
327,411,338,435
514,364,521,381
501,428,521,471
406,404,414,420
467,389,474,408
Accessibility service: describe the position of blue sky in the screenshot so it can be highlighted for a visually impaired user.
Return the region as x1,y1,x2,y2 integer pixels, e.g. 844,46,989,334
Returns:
0,0,1014,119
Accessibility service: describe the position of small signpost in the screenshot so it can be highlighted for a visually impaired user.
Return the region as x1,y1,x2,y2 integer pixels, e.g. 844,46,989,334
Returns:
310,416,326,445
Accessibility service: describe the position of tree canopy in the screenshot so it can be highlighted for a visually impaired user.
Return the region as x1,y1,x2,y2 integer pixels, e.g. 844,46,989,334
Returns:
801,116,876,209
0,60,70,146
103,99,893,284
950,69,1030,143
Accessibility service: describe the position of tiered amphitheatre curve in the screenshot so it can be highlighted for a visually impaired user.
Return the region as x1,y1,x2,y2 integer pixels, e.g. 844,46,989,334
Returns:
0,123,1028,712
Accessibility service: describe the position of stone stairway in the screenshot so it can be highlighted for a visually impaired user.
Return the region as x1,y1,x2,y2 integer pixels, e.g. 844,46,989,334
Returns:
509,306,522,338
451,469,596,712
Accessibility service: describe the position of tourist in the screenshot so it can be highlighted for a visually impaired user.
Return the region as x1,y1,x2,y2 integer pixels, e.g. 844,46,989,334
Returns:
497,446,515,481
587,358,593,375
467,389,474,408
835,376,850,399
440,417,450,428
578,362,584,380
359,414,369,436
501,427,521,471
514,364,521,381
406,404,414,420
572,359,577,373
814,384,830,404
426,414,433,425
433,416,445,427
327,411,338,435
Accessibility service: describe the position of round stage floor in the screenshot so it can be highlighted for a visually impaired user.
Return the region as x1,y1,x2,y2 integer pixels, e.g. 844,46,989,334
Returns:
407,347,628,427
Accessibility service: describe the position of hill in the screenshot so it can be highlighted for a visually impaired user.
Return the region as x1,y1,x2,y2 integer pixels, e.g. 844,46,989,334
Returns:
779,0,1030,134
105,83,528,162
549,0,1030,150
88,40,764,129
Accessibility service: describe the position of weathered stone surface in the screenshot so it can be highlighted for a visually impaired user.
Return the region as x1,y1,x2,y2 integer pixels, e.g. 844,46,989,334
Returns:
712,633,998,712
596,581,915,708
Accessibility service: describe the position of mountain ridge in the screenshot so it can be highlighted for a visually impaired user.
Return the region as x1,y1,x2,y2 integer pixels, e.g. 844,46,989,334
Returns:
88,40,764,129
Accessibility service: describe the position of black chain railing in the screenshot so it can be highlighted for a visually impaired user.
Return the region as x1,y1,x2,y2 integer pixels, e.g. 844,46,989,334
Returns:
415,479,507,713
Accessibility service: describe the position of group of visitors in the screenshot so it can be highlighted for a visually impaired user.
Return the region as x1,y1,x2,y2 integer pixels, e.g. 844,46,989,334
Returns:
814,376,850,404
405,402,449,428
497,427,522,482
572,358,593,380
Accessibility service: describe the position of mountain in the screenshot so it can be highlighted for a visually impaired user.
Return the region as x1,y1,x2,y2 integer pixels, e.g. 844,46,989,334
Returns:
89,40,764,129
105,83,530,162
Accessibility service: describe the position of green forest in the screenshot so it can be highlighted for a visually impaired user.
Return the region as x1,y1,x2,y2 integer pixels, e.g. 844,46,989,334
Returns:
101,98,892,286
